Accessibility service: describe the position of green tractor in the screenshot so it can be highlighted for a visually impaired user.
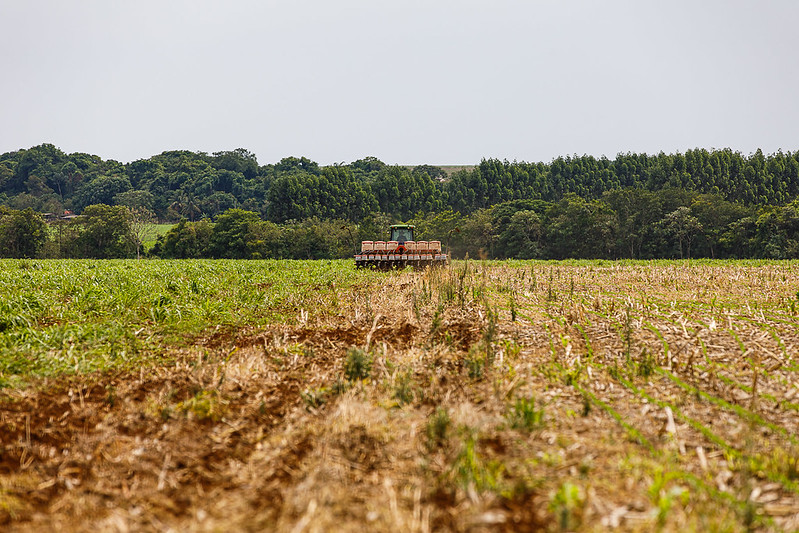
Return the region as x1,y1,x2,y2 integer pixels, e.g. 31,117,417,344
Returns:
355,224,449,269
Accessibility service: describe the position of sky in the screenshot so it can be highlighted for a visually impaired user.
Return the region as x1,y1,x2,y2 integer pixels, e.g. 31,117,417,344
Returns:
1,0,798,166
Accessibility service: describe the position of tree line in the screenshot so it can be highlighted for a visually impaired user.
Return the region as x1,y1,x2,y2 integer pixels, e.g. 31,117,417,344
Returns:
3,189,799,260
1,143,799,260
3,144,799,221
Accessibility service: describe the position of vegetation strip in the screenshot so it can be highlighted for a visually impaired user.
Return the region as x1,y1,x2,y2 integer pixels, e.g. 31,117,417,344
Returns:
572,384,654,451
615,374,799,495
654,367,799,446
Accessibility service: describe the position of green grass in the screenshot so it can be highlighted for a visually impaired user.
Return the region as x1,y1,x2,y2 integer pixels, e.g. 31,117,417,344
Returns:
0,259,381,384
143,223,176,249
145,222,177,244
45,222,174,248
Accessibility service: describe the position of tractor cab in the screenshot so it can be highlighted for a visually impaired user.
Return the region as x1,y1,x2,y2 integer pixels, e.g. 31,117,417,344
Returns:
390,224,414,244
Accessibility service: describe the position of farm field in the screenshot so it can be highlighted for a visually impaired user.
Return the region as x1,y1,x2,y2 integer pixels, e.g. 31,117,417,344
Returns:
142,223,176,250
1,259,798,532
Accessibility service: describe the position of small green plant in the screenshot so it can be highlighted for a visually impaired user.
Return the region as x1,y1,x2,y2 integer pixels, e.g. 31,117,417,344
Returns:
189,278,202,294
547,269,557,301
457,258,470,308
507,397,545,432
301,387,329,409
462,306,498,379
465,345,485,379
581,392,591,417
563,363,582,386
344,347,372,381
452,435,504,492
105,384,116,407
608,363,623,381
426,407,451,449
549,482,584,531
299,379,348,411
393,370,415,405
483,306,498,365
429,303,444,340
509,292,517,322
502,339,521,360
637,347,656,377
647,470,689,528
578,457,592,477
330,377,349,396
178,389,225,421
0,485,27,521
574,324,594,359
623,307,634,362
739,446,799,481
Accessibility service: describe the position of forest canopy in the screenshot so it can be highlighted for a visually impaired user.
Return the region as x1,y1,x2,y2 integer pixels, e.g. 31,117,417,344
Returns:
2,144,799,260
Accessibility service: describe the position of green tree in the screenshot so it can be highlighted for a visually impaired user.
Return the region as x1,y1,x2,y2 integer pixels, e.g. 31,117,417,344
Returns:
602,189,662,259
497,210,543,259
207,208,264,258
371,166,445,220
457,209,496,259
114,189,155,211
266,166,376,223
408,210,463,255
200,191,238,218
66,204,135,258
127,207,157,259
350,156,386,179
75,175,133,210
356,211,393,244
0,160,15,191
546,195,616,259
412,164,448,181
282,218,353,259
211,148,259,180
275,156,320,174
152,219,214,258
168,189,202,221
662,207,703,259
719,216,757,258
244,219,283,258
0,207,47,258
689,195,752,258
753,201,799,258
9,143,68,194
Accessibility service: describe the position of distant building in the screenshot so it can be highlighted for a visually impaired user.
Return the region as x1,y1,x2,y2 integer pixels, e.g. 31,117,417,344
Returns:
43,210,80,222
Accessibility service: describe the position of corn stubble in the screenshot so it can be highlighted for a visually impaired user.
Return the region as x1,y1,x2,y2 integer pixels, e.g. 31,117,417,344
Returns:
1,258,799,531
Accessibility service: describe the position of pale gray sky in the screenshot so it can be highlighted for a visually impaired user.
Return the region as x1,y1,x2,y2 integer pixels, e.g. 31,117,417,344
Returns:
1,0,797,165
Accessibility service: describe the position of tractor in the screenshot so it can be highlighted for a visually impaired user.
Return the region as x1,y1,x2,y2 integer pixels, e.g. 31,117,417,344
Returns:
355,224,449,269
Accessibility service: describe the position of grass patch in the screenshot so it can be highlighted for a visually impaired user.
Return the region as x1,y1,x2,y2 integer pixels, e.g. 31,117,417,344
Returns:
0,259,381,384
506,396,545,432
344,347,372,382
